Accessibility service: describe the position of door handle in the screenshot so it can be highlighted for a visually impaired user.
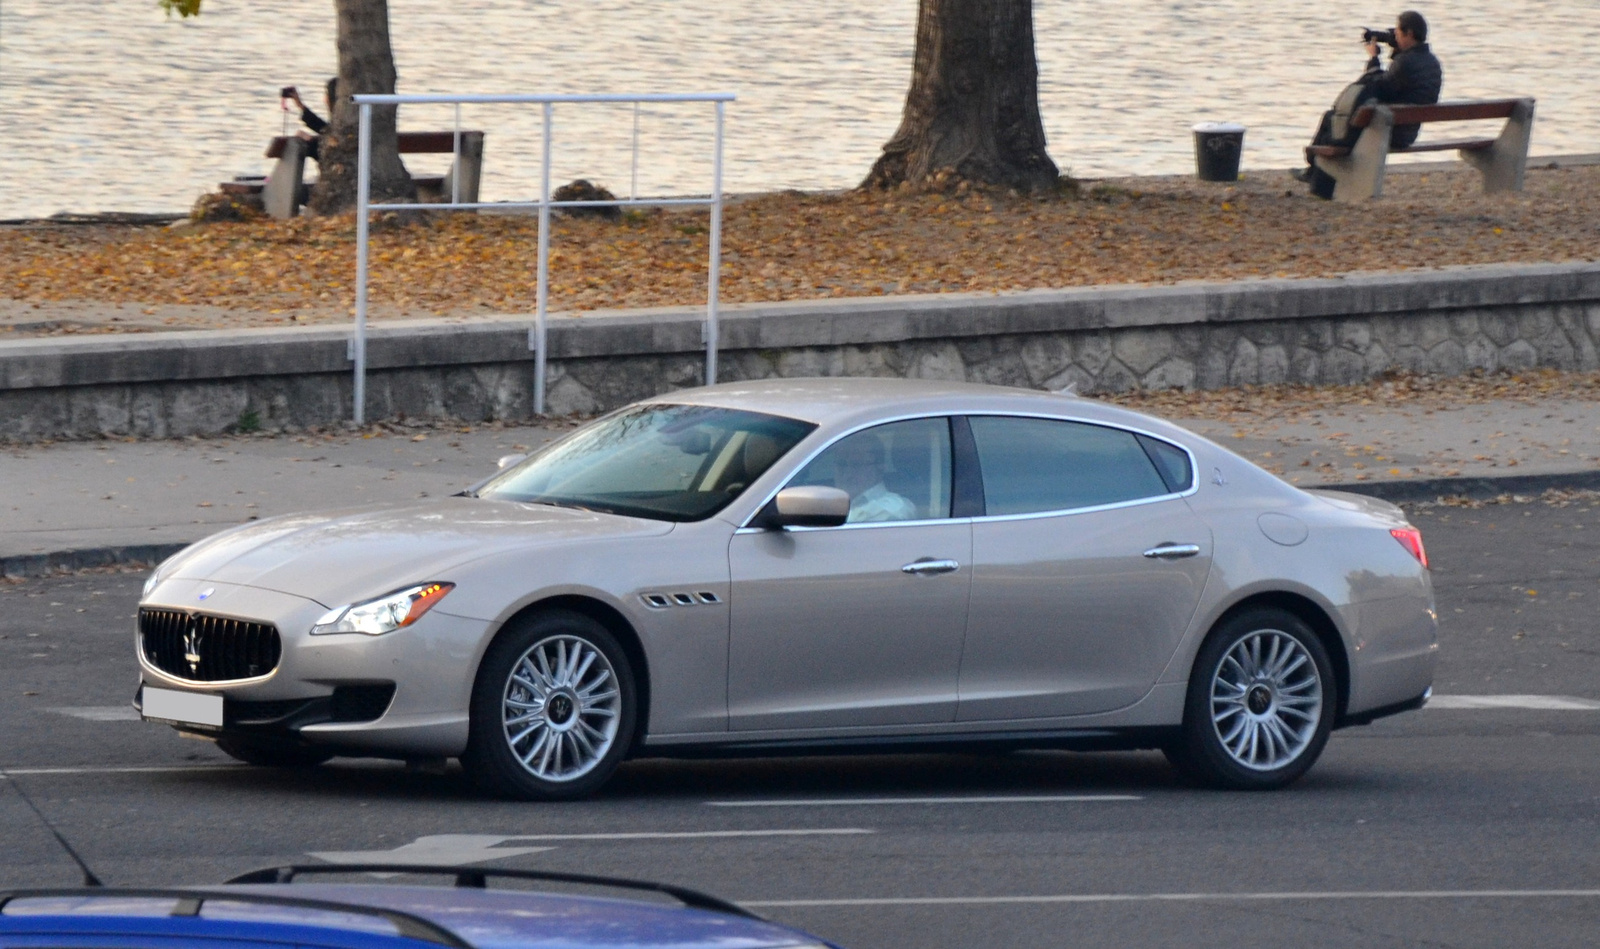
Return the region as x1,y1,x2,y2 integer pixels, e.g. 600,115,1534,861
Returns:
902,558,960,576
1143,543,1202,559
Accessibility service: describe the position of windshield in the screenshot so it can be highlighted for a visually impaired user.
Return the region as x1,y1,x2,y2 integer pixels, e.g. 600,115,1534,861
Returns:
478,404,815,522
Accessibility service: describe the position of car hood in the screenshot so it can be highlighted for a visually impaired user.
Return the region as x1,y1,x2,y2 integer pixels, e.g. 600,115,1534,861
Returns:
158,497,674,608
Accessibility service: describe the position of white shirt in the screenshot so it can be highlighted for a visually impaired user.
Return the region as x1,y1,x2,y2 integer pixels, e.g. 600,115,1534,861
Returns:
847,483,918,523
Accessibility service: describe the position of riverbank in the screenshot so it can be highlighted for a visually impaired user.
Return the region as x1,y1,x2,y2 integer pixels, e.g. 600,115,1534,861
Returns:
4,162,1598,338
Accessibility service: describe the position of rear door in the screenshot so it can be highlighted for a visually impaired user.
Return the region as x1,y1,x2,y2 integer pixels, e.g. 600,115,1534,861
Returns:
955,415,1213,721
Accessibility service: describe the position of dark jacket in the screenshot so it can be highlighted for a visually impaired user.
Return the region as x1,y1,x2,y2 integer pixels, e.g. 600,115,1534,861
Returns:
300,106,329,135
1365,43,1441,147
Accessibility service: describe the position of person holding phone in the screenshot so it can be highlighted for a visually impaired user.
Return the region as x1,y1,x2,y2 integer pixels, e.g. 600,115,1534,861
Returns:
279,77,338,161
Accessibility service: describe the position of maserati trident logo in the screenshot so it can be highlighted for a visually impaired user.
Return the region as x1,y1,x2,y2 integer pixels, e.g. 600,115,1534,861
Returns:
183,619,203,675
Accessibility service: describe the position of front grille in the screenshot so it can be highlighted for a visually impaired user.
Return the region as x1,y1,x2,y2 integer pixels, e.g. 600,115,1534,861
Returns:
140,608,281,682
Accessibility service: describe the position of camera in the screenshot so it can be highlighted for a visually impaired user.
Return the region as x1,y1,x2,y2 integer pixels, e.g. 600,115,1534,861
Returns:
279,85,298,99
1362,27,1397,46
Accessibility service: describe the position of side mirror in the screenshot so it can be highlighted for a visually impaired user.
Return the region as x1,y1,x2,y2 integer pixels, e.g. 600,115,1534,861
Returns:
760,486,852,529
496,453,527,470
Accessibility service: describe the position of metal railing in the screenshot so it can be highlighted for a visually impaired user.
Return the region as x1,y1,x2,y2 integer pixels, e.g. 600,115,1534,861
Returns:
350,92,735,421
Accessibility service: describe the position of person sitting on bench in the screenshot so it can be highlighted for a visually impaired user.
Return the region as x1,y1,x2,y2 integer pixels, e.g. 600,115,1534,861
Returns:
279,77,338,164
1294,10,1442,198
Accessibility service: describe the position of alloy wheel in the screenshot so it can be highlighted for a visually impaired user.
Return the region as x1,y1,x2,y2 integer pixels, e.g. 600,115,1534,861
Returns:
1208,628,1324,771
501,634,622,782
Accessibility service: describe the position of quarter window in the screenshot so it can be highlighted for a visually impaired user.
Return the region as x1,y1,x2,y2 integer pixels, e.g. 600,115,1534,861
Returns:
1136,433,1195,493
968,416,1173,516
789,418,953,523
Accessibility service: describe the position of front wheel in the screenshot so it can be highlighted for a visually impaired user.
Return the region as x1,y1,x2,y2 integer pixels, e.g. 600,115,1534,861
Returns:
462,610,637,801
1166,607,1335,790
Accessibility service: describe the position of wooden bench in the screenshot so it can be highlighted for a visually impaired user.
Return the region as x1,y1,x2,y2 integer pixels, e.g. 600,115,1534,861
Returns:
252,130,485,218
1308,97,1535,202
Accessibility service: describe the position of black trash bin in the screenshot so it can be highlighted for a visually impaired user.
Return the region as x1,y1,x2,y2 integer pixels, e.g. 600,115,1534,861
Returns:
1192,122,1246,182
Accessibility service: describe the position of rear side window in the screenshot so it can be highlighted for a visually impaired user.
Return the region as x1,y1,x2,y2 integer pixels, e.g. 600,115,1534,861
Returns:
967,416,1172,516
1136,433,1194,493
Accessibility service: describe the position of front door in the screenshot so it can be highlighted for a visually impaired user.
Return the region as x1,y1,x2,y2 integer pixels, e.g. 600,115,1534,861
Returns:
955,415,1213,721
728,418,972,731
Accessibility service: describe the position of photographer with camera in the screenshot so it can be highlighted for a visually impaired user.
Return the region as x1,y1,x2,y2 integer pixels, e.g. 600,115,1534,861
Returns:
1293,11,1442,198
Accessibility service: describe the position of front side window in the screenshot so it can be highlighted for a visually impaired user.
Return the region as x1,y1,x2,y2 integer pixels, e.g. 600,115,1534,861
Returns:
968,416,1173,516
479,404,814,521
788,418,952,523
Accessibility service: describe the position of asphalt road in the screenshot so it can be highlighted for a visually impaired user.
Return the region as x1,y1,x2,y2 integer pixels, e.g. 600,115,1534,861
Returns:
3,496,1599,948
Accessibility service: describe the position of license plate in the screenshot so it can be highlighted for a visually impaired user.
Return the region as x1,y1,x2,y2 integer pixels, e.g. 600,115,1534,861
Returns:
142,686,224,727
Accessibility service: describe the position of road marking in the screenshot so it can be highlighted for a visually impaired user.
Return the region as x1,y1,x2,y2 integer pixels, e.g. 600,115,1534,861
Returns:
503,829,875,841
0,765,245,777
707,795,1140,807
508,825,876,838
1428,694,1600,710
312,829,874,866
313,835,553,866
742,889,1600,908
44,706,142,721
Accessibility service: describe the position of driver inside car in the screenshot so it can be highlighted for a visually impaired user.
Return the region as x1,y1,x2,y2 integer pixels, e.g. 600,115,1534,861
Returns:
828,434,917,523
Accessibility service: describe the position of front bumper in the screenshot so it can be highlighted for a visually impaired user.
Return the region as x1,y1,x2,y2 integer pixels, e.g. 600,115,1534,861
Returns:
136,579,489,757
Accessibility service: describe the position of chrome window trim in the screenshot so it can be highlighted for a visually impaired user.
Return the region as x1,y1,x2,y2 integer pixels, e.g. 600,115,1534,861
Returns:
734,516,972,536
968,487,1196,524
737,408,1198,530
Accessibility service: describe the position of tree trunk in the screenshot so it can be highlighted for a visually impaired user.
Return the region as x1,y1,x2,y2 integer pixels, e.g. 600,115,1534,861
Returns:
865,0,1059,192
307,0,415,215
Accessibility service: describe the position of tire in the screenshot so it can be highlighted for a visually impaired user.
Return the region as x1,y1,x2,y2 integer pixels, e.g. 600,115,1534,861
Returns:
214,736,335,768
462,609,637,801
1166,607,1335,790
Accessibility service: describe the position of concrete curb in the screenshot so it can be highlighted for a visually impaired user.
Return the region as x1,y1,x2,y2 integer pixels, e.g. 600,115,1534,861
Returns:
2,542,190,581
1319,469,1600,504
9,469,1600,580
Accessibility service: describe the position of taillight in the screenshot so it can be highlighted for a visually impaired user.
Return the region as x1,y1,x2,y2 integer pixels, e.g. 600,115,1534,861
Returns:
1390,526,1428,569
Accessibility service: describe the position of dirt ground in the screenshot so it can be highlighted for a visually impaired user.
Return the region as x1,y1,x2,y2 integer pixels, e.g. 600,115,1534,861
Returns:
1,162,1596,337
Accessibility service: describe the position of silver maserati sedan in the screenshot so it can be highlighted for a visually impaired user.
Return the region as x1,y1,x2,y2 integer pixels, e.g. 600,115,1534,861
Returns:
135,378,1436,799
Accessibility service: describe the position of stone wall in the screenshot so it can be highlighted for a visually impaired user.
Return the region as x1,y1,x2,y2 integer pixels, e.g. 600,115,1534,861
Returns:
3,261,1598,440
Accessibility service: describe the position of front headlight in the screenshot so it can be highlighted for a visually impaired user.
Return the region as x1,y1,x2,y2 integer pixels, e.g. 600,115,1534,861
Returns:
312,582,454,636
142,562,172,599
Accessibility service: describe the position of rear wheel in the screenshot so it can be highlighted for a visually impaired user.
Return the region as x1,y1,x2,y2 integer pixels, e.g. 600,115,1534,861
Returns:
214,736,335,768
462,610,637,801
1167,607,1335,790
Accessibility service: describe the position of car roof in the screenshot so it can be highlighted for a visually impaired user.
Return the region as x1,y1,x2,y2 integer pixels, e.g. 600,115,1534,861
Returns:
645,377,1160,430
645,377,1209,453
0,886,819,949
253,884,814,949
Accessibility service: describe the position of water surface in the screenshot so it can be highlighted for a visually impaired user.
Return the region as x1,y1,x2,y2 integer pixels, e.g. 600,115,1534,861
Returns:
0,0,1594,218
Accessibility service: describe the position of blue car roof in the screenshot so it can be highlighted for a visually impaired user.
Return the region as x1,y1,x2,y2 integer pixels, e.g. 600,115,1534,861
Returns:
0,885,825,949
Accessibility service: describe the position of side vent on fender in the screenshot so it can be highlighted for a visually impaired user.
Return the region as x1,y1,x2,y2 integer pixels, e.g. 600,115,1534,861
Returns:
640,591,722,609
